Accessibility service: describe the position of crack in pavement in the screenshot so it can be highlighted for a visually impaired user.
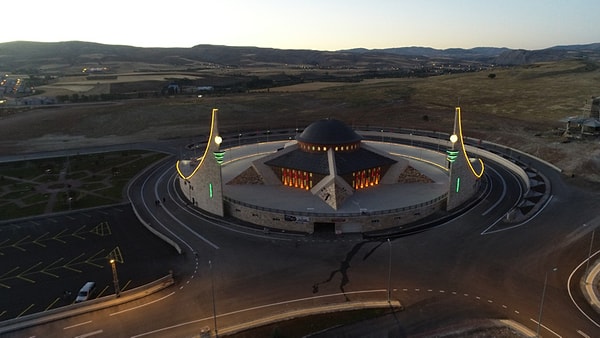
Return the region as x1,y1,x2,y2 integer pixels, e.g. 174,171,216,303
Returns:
312,239,387,300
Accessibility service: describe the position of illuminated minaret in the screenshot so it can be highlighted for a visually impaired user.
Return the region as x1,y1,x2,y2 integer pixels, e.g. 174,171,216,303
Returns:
176,108,224,216
446,107,484,211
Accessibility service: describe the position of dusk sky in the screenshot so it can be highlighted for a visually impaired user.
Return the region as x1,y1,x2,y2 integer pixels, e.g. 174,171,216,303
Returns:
2,0,599,51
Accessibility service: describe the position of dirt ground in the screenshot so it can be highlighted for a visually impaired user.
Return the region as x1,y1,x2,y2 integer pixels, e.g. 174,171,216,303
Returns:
1,96,598,184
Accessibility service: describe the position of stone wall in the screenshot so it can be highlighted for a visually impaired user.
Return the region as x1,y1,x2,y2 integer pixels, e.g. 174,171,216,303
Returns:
224,194,446,234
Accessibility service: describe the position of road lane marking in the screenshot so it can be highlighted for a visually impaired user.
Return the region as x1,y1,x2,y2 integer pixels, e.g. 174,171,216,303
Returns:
530,318,562,337
63,321,92,330
109,291,175,316
481,166,507,216
74,329,103,338
150,170,219,250
577,330,590,338
135,164,201,253
567,250,600,328
130,289,388,338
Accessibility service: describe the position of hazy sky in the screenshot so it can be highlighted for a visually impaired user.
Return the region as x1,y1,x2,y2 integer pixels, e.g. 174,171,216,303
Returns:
2,0,599,50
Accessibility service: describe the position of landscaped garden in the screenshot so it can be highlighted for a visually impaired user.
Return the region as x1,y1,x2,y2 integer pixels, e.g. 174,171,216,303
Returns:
0,150,167,220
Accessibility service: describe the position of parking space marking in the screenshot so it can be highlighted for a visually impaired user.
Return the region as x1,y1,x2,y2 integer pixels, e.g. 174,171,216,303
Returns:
72,225,87,239
0,238,7,255
10,235,30,251
97,285,110,298
90,221,111,236
41,258,63,278
0,266,20,288
16,262,42,283
17,304,35,318
121,280,132,291
64,253,85,272
52,229,68,243
86,249,106,268
33,232,49,247
45,297,61,311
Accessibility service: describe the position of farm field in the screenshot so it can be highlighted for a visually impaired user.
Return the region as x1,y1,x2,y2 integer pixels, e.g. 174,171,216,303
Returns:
1,60,599,183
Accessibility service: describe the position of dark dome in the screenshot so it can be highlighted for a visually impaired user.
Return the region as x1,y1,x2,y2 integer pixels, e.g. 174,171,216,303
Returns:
297,118,362,145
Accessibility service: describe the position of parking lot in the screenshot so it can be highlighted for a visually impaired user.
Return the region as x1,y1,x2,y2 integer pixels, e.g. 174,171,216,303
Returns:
0,205,182,321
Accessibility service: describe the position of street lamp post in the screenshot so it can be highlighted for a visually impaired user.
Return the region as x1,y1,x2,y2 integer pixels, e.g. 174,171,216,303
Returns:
109,259,120,298
387,238,392,303
536,267,557,337
585,226,595,277
209,260,218,337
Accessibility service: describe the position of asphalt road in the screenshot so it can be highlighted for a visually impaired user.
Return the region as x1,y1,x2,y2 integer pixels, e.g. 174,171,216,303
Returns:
2,131,600,337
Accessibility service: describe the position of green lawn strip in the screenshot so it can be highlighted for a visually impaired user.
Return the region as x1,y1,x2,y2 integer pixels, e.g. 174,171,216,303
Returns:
0,201,47,219
2,187,35,199
67,170,90,180
21,193,49,205
80,182,110,191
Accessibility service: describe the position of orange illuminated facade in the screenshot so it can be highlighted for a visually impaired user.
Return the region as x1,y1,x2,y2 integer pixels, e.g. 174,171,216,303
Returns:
264,118,397,194
281,169,313,190
352,167,381,190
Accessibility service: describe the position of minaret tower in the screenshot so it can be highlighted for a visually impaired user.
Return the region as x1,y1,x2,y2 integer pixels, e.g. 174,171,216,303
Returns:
446,107,484,211
176,108,225,216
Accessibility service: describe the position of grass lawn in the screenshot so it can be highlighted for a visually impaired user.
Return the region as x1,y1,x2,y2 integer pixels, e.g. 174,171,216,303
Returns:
0,151,168,220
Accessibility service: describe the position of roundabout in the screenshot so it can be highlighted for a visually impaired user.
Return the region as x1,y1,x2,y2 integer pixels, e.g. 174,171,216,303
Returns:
176,108,488,235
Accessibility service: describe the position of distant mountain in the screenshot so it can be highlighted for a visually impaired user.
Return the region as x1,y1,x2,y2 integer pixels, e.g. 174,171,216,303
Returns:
492,43,600,64
342,44,600,64
0,41,599,73
341,46,510,61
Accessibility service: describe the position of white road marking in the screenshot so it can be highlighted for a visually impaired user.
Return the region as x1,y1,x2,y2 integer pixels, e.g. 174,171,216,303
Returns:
530,318,562,338
481,166,507,216
154,169,220,250
109,292,175,316
74,330,103,338
577,329,590,338
130,289,388,337
567,250,600,328
63,321,92,330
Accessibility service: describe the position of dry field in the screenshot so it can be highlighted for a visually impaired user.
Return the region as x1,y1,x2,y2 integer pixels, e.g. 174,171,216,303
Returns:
37,73,204,96
1,60,599,184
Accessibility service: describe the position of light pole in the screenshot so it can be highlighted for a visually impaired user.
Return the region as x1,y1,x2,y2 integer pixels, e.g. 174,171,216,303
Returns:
387,238,392,302
209,260,218,337
536,267,557,337
109,259,120,298
585,225,595,278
